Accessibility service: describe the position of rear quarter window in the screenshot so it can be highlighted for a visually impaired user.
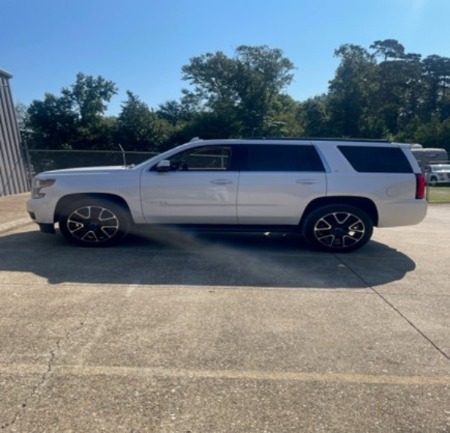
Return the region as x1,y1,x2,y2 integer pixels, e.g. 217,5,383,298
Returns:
338,146,413,173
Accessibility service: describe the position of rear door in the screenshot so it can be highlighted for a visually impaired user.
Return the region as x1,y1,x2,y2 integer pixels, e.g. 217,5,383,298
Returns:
237,143,327,225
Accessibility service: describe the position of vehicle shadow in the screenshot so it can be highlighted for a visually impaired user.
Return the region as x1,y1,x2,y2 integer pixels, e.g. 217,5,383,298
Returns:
0,227,416,289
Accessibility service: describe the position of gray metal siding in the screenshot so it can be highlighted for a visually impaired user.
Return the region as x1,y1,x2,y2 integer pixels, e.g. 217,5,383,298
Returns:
0,69,29,196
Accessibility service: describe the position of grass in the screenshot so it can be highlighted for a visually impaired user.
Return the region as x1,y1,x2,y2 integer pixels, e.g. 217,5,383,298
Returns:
427,185,450,203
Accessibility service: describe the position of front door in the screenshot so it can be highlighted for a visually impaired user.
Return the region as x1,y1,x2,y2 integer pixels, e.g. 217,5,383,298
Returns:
140,145,239,224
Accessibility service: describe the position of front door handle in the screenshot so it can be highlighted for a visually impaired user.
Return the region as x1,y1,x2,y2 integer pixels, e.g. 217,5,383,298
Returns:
296,179,320,185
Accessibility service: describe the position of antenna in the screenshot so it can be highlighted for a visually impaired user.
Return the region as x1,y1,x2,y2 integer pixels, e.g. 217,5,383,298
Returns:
118,144,126,166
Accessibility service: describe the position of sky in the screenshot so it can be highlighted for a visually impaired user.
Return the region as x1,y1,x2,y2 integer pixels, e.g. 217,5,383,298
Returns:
2,0,450,115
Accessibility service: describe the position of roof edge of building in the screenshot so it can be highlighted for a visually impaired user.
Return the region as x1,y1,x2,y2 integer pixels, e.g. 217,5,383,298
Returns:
0,68,13,79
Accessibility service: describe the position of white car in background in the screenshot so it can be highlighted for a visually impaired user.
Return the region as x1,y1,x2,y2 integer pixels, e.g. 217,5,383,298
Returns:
425,164,450,186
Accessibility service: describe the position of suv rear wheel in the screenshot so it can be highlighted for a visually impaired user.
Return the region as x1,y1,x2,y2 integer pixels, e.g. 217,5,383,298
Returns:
59,198,130,246
302,204,373,253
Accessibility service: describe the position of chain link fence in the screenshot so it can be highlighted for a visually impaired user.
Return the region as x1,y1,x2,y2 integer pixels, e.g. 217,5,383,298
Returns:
27,149,158,174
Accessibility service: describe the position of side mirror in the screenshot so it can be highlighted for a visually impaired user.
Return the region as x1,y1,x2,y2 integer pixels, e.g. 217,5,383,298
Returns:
156,160,171,172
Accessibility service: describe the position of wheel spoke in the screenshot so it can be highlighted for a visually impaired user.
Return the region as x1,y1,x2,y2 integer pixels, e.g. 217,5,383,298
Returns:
73,207,91,220
81,230,99,242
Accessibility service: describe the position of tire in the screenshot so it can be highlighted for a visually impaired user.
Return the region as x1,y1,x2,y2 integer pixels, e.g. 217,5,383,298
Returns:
428,177,438,187
302,204,373,253
58,198,130,247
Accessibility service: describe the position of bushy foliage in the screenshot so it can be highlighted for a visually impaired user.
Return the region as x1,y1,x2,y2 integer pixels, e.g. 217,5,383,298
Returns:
22,41,450,152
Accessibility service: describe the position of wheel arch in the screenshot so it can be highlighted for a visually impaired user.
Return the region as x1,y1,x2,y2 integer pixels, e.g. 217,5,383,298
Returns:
55,193,133,222
300,196,379,228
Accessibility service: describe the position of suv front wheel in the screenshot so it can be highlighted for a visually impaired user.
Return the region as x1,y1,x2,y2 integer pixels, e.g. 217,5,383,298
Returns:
59,198,131,247
302,204,373,253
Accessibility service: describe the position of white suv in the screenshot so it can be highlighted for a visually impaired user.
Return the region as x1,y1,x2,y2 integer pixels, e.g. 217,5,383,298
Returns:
27,138,427,252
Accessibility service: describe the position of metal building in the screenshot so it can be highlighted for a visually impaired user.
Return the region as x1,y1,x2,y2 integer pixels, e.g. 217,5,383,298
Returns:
0,68,29,196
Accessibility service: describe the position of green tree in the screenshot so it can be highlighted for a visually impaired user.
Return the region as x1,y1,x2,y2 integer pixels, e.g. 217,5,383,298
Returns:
421,55,450,121
27,93,78,149
158,99,193,125
27,73,117,150
267,94,304,137
369,41,409,134
62,73,117,126
298,95,331,137
62,73,117,149
328,44,378,137
370,39,405,61
116,91,171,151
397,53,423,124
181,45,295,136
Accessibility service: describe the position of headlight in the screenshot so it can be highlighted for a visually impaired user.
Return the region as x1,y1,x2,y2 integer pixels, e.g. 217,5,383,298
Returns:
31,178,55,199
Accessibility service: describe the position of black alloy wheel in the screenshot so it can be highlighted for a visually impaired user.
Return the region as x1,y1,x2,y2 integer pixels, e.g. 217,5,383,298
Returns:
59,198,130,246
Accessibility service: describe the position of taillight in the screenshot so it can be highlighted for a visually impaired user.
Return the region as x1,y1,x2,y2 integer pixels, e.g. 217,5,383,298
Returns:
416,173,426,199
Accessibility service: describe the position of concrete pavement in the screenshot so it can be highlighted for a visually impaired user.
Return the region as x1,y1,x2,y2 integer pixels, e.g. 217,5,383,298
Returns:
0,193,31,233
0,194,449,432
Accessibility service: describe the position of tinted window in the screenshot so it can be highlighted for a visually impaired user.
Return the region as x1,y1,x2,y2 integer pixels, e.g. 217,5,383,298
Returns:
298,146,326,171
338,146,413,173
245,145,325,172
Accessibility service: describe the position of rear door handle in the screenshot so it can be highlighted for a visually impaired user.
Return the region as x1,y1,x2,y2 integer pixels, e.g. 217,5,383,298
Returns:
296,179,320,185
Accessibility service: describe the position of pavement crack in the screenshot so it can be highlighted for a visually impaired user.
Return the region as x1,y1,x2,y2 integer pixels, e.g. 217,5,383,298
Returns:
337,256,450,363
1,301,99,431
1,337,61,431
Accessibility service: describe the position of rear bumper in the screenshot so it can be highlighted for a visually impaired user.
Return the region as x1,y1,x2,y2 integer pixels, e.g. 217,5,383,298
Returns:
377,199,427,227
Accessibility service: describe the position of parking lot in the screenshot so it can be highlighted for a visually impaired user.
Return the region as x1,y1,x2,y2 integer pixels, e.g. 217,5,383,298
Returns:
0,195,449,432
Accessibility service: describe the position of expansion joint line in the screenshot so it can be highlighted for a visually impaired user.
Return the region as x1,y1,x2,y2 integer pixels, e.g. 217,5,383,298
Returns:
336,256,450,363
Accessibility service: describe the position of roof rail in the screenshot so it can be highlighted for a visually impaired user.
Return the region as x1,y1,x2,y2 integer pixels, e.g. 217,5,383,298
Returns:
245,137,390,143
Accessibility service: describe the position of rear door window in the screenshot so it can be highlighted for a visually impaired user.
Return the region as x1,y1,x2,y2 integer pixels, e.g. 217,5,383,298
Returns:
244,144,325,172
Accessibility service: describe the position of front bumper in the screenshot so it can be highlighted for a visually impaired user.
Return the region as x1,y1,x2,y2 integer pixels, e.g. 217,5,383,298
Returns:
27,209,56,234
27,196,58,225
39,222,56,233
